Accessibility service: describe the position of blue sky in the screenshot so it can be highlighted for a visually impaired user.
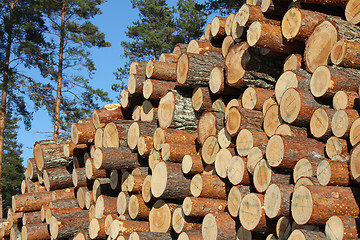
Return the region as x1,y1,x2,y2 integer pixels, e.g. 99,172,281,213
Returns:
17,0,215,164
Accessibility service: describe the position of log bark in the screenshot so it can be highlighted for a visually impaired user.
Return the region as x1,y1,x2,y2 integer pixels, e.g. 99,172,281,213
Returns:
102,120,133,148
94,147,140,170
130,61,146,75
198,111,224,145
202,212,236,239
317,160,350,186
85,158,107,180
182,196,227,218
22,211,41,225
142,79,177,101
288,229,326,240
146,60,177,81
95,195,118,219
238,4,280,27
71,119,96,145
129,231,175,240
128,74,146,95
161,142,197,163
225,107,263,136
72,167,88,188
331,39,360,69
92,104,125,129
264,184,294,219
153,127,197,151
171,208,202,234
187,40,222,54
182,154,204,175
190,174,228,199
159,53,180,63
325,215,360,240
21,223,50,240
227,185,251,217
49,210,89,239
89,218,106,239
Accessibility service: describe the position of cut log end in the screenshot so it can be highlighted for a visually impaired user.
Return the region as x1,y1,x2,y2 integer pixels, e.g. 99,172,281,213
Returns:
177,54,189,84
225,107,241,136
331,40,346,65
310,66,331,97
190,174,203,198
264,184,281,219
345,0,360,25
281,8,302,41
239,193,262,231
157,92,175,129
127,122,140,150
283,54,302,72
279,88,301,124
275,71,298,103
253,159,272,193
266,135,284,167
325,216,345,240
291,186,313,225
146,60,154,79
310,108,330,138
247,21,261,47
143,79,152,100
150,161,167,198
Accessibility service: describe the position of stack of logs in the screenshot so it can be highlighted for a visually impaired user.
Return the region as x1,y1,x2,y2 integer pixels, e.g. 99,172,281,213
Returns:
3,0,360,239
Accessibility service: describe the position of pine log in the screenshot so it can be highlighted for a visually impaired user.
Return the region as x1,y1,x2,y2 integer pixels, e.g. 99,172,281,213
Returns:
85,158,107,180
161,142,197,163
275,70,311,103
218,128,235,149
187,39,222,54
225,98,242,119
94,147,139,170
227,156,251,185
333,91,359,110
293,158,319,183
127,174,146,193
46,206,83,224
95,195,118,219
132,105,141,121
182,154,204,175
117,191,130,215
128,74,146,95
111,218,149,239
247,146,265,174
260,0,289,15
76,187,88,209
34,138,73,172
202,212,236,239
262,97,276,116
141,175,154,204
325,215,359,240
309,107,335,139
109,169,122,191
157,90,198,130
275,124,308,138
311,65,360,98
89,218,106,239
71,119,96,145
73,229,90,240
350,118,360,147
231,12,245,41
248,21,304,54
72,167,88,188
227,185,251,217
239,193,276,232
173,43,188,55
326,136,348,159
129,231,175,240
225,13,235,36
288,229,326,240
190,174,228,199
177,52,224,87
172,208,202,234
49,210,89,239
127,121,158,150
191,86,212,113
349,142,360,184
182,196,227,219
331,39,360,70
242,87,274,111
209,66,238,95
266,135,325,170
63,141,88,158
212,98,226,112
92,104,125,129
178,231,203,240
146,60,177,81
137,136,153,157
213,148,235,178
21,223,50,240
151,161,192,200
264,184,293,219
226,107,263,136
292,185,360,225
102,120,132,148
153,127,197,151
225,42,282,89
130,61,146,75
92,178,113,201
317,160,350,186
222,35,235,57
43,165,73,191
263,104,282,137
198,111,224,145
276,217,292,240
22,211,41,225
26,158,40,180
149,199,179,233
346,0,360,24
331,109,360,138
282,8,327,41
142,79,177,101
238,4,280,27
120,89,143,110
94,128,103,148
128,194,150,220
159,53,180,63
283,54,302,72
211,16,227,40
52,187,76,201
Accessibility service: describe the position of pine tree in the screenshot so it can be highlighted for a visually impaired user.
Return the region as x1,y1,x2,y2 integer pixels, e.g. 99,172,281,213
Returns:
25,0,111,138
1,112,24,217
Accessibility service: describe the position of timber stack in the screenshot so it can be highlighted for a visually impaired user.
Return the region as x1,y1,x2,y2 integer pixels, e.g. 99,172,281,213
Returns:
2,0,360,239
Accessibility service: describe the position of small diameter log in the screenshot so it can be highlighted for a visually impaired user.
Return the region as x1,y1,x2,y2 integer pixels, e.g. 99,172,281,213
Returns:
276,217,292,240
148,149,161,170
331,109,360,138
350,118,360,147
225,13,235,36
142,79,177,101
192,87,212,113
182,197,227,218
253,159,292,193
49,210,89,239
292,185,360,225
178,231,203,240
161,142,197,163
177,52,224,87
149,199,178,233
283,54,302,72
214,148,236,178
325,215,360,240
172,208,202,234
274,70,311,103
293,158,319,183
151,161,192,200
94,147,139,170
103,120,132,148
247,146,265,174
227,185,251,218
43,166,73,191
117,191,130,215
127,174,146,193
333,91,359,110
71,119,96,144
146,60,177,81
231,12,245,41
262,97,276,116
331,39,360,69
209,66,237,95
212,98,226,113
95,195,118,219
326,136,348,159
182,154,204,175
128,74,146,95
137,136,153,157
226,107,263,136
281,8,327,41
109,169,122,191
275,124,308,138
237,4,279,27
92,178,112,201
187,39,222,54
127,121,158,150
288,229,326,240
247,21,304,54
76,187,88,209
190,174,228,199
310,65,360,98
225,98,242,119
198,111,224,145
227,156,251,186
317,160,350,186
63,141,88,158
218,128,234,149
261,0,289,15
27,158,40,180
310,107,336,140
94,128,104,148
89,218,106,239
132,105,141,121
263,104,282,137
52,187,76,201
239,193,276,233
130,61,146,75
129,232,174,240
85,158,107,180
173,43,188,55
266,135,325,170
72,167,88,188
225,42,281,89
33,138,73,172
141,175,153,204
92,104,125,129
211,16,227,40
23,211,41,225
202,212,236,240
264,184,294,219
153,127,197,151
111,219,150,239
157,90,198,130
128,194,150,220
236,128,268,157
242,87,275,111
21,223,50,240
120,89,143,110
159,53,180,63
222,35,235,57
349,142,360,184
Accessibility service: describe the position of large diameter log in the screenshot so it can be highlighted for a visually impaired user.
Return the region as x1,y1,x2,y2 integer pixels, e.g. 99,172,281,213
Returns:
317,160,350,186
325,215,359,240
226,107,263,136
292,185,360,225
127,121,158,150
202,212,236,240
94,147,139,170
146,60,177,81
157,90,198,130
331,109,360,138
239,193,276,233
149,199,178,233
151,161,192,200
153,127,197,151
331,39,360,69
92,104,125,129
140,100,157,122
288,229,326,240
197,111,224,145
266,135,325,170
264,184,293,219
310,65,360,98
227,185,251,217
280,88,323,127
33,138,73,172
190,174,228,199
282,8,327,41
49,210,89,239
182,197,227,218
177,52,224,87
43,166,73,191
310,107,336,139
346,0,360,24
21,223,50,240
247,21,304,54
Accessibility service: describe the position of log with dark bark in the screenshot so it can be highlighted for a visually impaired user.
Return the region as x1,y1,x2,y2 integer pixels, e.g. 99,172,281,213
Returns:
129,231,175,240
288,229,326,240
43,165,73,191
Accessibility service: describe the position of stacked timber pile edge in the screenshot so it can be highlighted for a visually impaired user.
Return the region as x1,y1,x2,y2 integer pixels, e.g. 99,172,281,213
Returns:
3,1,360,239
